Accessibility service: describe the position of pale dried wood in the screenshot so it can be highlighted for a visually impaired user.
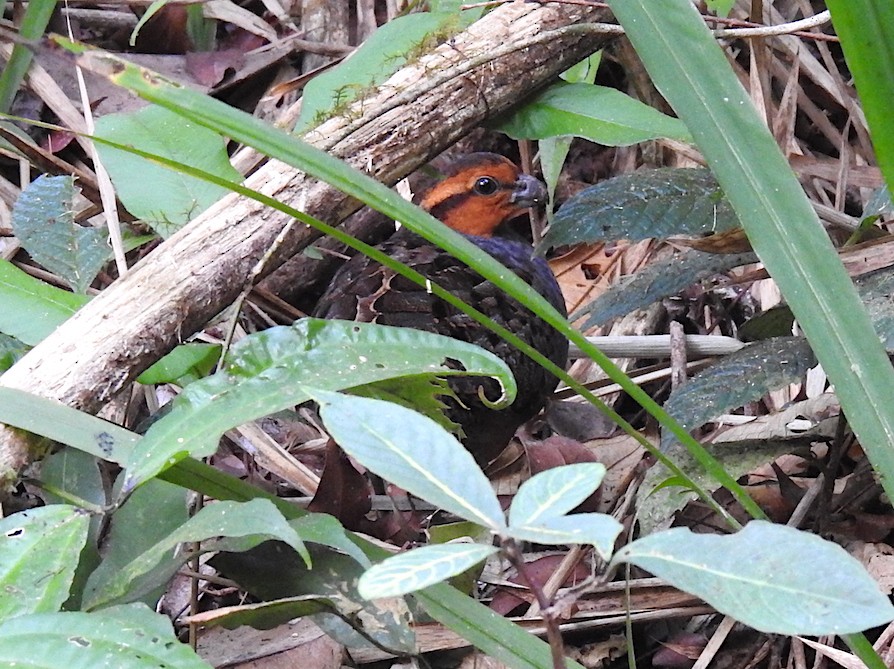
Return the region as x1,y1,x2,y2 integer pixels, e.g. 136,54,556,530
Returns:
0,2,612,486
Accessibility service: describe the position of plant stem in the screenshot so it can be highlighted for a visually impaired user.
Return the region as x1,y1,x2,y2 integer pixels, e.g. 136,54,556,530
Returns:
501,538,567,669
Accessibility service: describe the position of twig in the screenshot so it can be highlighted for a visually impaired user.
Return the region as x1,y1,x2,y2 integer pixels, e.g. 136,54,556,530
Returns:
461,2,836,42
502,537,568,669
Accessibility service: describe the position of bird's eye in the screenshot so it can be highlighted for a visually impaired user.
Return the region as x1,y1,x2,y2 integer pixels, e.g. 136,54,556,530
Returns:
473,176,500,196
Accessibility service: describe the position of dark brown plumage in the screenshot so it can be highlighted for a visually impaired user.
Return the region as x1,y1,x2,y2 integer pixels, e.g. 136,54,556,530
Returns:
313,153,569,464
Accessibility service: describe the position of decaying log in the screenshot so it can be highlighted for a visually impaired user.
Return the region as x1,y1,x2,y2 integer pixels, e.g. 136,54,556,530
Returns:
0,2,612,486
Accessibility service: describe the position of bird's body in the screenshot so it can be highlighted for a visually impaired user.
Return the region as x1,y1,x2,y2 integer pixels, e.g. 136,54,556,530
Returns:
313,154,568,464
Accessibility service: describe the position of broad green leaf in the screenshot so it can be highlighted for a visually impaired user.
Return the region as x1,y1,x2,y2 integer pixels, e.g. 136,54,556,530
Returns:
41,448,107,520
135,342,221,385
570,249,755,329
84,479,188,609
547,168,740,248
507,514,622,560
0,258,88,345
123,320,513,495
288,514,370,568
637,338,817,533
540,53,601,224
0,505,88,620
508,463,606,526
660,337,817,450
40,450,106,608
313,389,506,531
297,7,478,132
0,603,210,668
83,498,305,610
0,387,139,464
614,521,894,635
11,175,110,293
211,543,415,653
358,544,499,599
94,105,242,237
497,82,692,147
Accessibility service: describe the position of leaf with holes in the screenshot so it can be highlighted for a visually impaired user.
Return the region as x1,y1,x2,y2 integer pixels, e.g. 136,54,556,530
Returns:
123,320,513,496
0,603,210,668
0,505,89,620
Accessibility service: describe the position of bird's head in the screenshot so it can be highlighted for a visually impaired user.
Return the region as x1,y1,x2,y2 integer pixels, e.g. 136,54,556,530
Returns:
420,153,547,237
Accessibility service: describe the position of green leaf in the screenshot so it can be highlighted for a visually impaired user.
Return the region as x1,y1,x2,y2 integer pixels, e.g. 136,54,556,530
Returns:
313,389,506,530
297,8,476,132
508,463,606,526
0,387,139,464
349,375,461,435
637,338,817,533
11,175,110,293
0,505,89,620
0,0,57,114
661,337,817,450
41,448,107,512
211,543,416,653
0,603,211,668
706,0,734,16
0,333,28,373
547,168,740,248
83,479,188,609
94,105,242,237
857,268,894,351
507,514,622,560
826,1,894,193
497,82,692,147
614,521,894,635
136,342,221,385
83,498,305,610
607,0,894,519
289,514,370,568
358,544,499,599
123,320,514,495
0,261,220,382
186,596,335,630
0,259,86,346
571,249,755,329
540,54,601,223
